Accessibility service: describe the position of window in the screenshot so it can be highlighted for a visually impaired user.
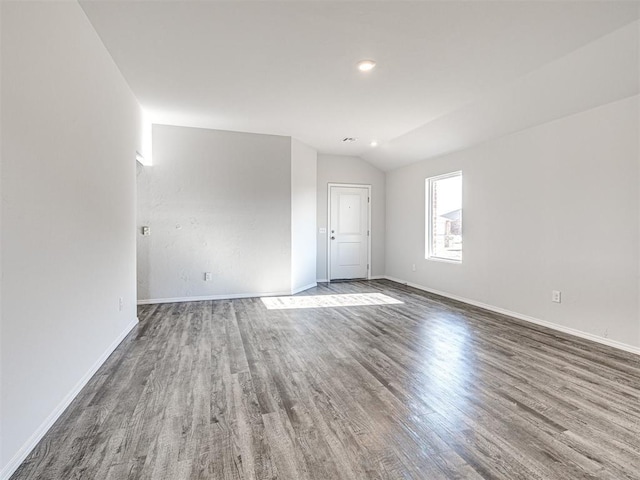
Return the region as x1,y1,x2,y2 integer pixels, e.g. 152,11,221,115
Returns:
426,171,462,262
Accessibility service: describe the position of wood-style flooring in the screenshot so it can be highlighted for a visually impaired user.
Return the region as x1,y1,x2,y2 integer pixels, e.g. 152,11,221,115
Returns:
11,280,640,479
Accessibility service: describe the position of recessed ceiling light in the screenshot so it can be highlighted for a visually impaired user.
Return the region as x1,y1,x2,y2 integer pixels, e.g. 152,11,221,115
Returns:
357,60,376,72
370,140,378,147
342,137,357,143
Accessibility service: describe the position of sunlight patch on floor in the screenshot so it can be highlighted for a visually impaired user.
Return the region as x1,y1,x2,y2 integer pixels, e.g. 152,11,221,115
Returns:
261,292,403,310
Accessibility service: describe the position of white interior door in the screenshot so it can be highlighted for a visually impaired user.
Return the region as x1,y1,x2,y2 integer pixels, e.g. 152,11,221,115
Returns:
329,185,369,280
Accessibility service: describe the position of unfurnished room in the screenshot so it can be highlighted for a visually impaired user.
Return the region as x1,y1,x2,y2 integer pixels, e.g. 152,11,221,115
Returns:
1,1,640,479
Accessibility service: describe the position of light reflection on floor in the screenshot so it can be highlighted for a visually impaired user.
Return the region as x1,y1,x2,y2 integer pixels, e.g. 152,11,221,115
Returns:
261,292,403,310
413,319,474,430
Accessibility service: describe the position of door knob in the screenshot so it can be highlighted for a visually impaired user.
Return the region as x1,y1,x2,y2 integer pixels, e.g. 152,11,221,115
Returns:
331,236,335,240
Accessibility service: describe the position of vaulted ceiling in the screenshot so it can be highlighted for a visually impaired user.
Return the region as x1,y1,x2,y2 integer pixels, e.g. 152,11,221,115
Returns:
80,1,639,171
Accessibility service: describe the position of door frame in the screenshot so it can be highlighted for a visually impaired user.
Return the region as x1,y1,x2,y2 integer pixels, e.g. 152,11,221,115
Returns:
327,183,372,282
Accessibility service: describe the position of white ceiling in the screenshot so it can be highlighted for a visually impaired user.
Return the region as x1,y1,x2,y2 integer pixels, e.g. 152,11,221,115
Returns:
80,1,640,171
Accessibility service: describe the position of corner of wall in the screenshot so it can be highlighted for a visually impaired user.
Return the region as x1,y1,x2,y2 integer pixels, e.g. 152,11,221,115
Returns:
0,0,4,467
0,318,138,480
291,138,318,292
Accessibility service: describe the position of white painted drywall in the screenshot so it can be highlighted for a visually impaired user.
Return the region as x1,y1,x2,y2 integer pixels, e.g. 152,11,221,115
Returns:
386,96,640,348
137,125,292,302
317,155,385,281
1,2,142,476
291,139,317,292
0,1,4,465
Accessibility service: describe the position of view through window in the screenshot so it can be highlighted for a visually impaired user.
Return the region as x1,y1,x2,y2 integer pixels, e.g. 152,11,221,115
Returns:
426,171,462,262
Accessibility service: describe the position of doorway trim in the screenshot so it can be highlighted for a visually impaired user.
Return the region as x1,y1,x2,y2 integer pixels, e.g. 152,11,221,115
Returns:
327,183,372,282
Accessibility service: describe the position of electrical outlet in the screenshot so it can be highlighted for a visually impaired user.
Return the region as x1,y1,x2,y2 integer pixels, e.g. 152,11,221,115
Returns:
118,297,124,311
551,290,561,303
204,272,212,281
412,264,416,272
141,226,150,236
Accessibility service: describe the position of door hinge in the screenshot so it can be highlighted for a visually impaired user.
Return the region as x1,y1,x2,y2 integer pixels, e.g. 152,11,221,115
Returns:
367,264,370,270
368,197,370,203
367,230,370,236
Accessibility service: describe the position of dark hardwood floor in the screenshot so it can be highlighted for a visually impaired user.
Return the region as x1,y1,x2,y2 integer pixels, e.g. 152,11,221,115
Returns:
11,280,640,479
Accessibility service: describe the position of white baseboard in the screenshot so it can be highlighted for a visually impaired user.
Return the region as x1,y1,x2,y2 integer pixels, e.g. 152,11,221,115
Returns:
316,277,384,283
291,282,317,295
383,276,640,356
0,317,139,480
137,290,293,305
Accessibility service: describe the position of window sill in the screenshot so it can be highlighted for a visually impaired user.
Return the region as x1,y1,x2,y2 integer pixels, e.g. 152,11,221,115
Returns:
426,256,462,264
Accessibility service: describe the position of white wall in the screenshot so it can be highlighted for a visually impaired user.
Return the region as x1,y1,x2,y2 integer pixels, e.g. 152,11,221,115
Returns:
291,139,317,293
137,125,292,302
0,1,4,465
0,2,142,477
316,155,385,281
386,96,640,349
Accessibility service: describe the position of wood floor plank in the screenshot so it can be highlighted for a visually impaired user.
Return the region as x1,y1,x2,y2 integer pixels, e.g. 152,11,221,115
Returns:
10,279,640,479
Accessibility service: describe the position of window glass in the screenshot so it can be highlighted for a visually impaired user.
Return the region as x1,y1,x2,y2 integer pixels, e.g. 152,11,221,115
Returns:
426,172,462,262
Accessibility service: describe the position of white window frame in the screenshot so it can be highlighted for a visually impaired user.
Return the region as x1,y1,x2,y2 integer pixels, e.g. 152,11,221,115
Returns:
426,171,462,263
